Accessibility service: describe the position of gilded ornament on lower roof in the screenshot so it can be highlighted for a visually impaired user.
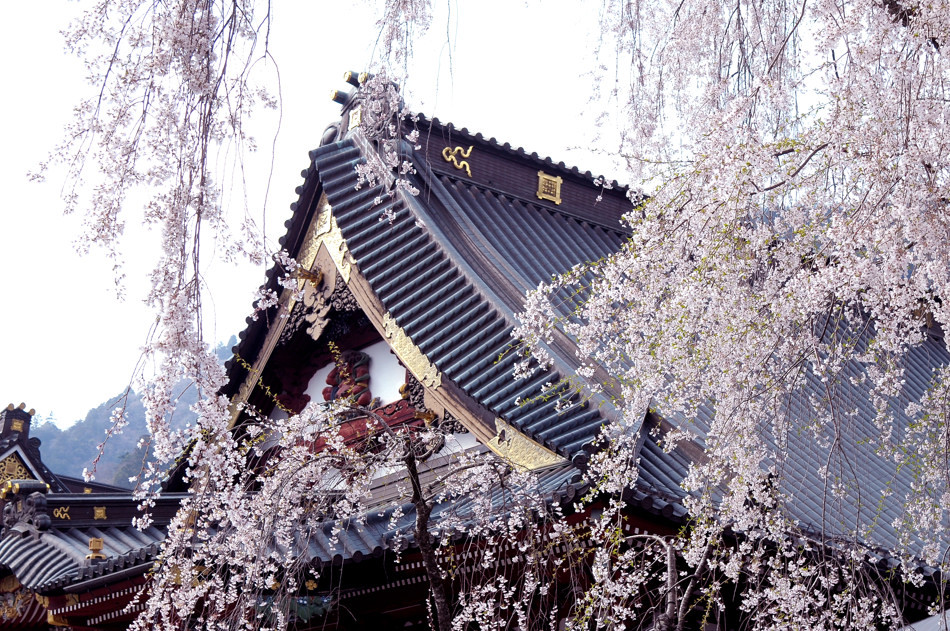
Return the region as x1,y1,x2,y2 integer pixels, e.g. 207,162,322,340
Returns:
86,537,106,560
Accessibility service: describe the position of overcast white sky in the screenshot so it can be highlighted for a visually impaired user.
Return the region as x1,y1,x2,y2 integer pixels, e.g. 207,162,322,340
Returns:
0,1,627,428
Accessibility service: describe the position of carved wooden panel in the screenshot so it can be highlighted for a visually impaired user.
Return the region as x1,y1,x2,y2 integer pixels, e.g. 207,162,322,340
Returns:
0,454,31,485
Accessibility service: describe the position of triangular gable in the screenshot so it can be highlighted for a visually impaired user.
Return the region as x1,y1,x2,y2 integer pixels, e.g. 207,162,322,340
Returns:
222,102,650,472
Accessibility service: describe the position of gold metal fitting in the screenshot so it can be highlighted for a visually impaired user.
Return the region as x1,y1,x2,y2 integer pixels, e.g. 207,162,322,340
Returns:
86,537,106,560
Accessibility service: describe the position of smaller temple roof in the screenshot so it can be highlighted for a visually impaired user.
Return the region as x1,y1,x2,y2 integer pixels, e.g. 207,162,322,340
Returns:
0,402,185,631
0,524,164,592
0,487,183,593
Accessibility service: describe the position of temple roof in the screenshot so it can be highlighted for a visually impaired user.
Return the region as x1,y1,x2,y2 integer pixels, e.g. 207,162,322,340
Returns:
224,96,644,463
222,79,950,566
0,523,165,592
308,137,617,458
0,489,182,593
216,86,706,541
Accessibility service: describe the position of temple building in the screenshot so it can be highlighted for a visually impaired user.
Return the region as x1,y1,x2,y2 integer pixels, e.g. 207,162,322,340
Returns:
0,403,182,628
1,73,946,628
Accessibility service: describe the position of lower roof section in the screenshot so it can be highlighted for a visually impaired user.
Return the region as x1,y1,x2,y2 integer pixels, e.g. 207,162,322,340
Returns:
0,524,164,592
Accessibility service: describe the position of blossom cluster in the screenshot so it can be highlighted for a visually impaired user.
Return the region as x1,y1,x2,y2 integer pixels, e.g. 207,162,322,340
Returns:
514,0,950,626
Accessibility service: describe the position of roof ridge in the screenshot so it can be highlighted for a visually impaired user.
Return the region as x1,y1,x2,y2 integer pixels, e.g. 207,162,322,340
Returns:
415,113,629,194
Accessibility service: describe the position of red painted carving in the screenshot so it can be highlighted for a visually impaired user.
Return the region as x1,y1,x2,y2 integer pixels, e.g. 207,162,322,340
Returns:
254,400,439,475
305,399,428,454
322,350,372,407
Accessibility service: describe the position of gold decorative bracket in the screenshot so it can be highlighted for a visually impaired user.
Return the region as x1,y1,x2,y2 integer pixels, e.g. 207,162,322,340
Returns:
295,267,323,287
442,146,474,177
383,313,441,388
536,171,563,205
487,418,565,470
48,612,70,627
93,507,107,520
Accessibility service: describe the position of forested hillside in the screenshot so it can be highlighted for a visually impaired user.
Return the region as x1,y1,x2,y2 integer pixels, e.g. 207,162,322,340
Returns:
32,338,235,487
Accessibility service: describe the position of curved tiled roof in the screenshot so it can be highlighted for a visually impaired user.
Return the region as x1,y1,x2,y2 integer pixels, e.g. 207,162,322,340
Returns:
0,529,75,589
0,524,164,591
301,461,599,564
40,525,165,591
310,138,615,459
319,113,950,559
224,105,950,561
221,111,689,517
656,323,950,557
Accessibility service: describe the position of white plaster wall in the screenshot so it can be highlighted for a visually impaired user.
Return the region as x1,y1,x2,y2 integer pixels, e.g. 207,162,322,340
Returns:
361,339,406,405
263,341,407,453
303,363,335,407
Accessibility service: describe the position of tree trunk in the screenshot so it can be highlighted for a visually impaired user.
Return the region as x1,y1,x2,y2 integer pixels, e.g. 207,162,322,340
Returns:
404,450,452,631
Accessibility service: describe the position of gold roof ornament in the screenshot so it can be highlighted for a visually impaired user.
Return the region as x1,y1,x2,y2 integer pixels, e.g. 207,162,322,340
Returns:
85,537,106,560
5,403,35,416
0,455,33,486
536,171,563,205
442,145,474,177
348,104,362,130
